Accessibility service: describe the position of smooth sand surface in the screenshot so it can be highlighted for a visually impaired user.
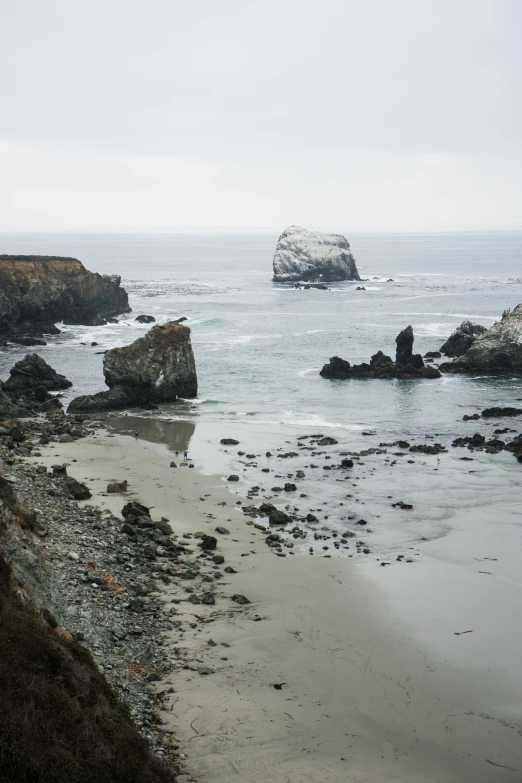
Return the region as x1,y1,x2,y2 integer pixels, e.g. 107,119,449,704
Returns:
32,427,522,782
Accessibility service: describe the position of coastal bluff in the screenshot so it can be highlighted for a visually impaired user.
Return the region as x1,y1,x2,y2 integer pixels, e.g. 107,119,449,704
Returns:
272,226,360,283
0,255,130,338
68,321,198,413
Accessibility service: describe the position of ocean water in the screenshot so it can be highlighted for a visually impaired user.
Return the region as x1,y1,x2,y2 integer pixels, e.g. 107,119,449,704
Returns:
1,231,521,435
1,231,522,553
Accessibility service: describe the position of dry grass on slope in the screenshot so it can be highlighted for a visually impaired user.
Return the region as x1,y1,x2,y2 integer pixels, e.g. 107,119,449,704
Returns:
0,552,175,783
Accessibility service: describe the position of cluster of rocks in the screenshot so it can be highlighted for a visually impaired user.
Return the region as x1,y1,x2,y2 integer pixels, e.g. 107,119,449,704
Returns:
320,307,522,385
452,430,522,460
69,321,198,413
227,433,436,559
0,412,262,773
0,254,130,341
320,326,441,380
0,418,179,763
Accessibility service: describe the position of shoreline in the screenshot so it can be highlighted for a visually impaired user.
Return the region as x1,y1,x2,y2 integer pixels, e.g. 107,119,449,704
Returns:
28,418,522,782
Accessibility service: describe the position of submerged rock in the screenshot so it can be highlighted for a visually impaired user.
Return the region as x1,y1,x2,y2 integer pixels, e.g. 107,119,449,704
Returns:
440,305,522,374
68,321,197,412
135,315,155,324
272,226,360,283
439,321,488,357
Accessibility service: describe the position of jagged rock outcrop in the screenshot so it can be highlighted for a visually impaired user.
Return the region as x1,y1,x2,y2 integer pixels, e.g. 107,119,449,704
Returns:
439,321,488,357
440,305,522,374
68,321,197,413
272,226,360,283
0,255,130,338
320,327,441,380
2,354,72,400
0,354,72,417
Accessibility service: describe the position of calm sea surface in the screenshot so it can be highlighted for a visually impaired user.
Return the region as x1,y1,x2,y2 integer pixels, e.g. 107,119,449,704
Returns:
1,231,521,551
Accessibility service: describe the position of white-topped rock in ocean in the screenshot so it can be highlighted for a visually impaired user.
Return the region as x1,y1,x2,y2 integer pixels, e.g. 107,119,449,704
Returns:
272,226,360,283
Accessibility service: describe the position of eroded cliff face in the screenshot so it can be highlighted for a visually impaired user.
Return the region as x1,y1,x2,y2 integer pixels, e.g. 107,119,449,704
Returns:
68,321,198,412
272,226,360,283
0,255,130,337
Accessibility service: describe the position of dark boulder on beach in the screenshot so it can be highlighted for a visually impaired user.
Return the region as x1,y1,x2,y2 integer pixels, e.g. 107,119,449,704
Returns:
121,501,150,518
269,510,290,525
440,320,488,358
440,305,522,374
272,226,360,283
62,477,91,500
68,321,198,413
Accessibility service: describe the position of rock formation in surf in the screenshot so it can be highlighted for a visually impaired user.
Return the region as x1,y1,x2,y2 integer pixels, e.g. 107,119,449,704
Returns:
272,226,360,283
0,353,72,416
68,321,198,412
0,255,130,339
439,321,488,357
439,305,522,374
2,354,72,399
320,326,441,380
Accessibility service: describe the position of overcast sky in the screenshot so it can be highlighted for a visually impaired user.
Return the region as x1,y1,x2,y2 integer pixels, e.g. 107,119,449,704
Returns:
0,0,520,232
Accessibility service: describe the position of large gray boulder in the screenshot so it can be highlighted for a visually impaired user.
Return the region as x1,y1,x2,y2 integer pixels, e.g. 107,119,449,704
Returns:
439,321,488,357
272,226,360,283
440,305,522,374
68,321,197,412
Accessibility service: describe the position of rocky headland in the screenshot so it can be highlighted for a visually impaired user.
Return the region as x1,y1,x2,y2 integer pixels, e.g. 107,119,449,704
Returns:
439,320,488,357
320,326,441,380
272,226,360,283
440,304,522,374
0,255,130,340
68,321,198,413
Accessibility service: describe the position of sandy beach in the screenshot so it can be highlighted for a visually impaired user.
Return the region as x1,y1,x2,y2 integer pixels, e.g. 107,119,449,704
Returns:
27,419,522,783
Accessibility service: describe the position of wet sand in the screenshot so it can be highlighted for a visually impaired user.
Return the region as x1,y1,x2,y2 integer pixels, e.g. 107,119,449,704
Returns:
32,421,522,782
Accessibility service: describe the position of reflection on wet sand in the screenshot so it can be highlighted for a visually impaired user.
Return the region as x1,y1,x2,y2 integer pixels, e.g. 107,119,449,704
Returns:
108,415,195,453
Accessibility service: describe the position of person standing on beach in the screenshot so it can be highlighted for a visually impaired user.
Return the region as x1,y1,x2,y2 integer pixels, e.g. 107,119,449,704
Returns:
183,449,188,460
134,430,138,438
